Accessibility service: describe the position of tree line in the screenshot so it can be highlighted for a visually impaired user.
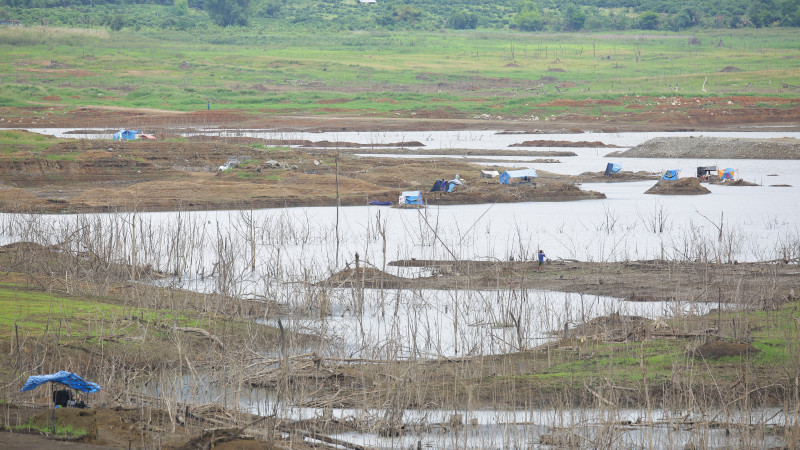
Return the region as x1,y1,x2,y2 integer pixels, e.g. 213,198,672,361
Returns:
1,0,798,31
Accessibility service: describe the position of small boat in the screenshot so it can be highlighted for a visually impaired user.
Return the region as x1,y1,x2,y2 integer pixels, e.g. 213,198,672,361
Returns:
368,200,392,206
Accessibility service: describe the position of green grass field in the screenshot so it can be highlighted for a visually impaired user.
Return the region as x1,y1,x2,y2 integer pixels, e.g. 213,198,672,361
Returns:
1,27,798,119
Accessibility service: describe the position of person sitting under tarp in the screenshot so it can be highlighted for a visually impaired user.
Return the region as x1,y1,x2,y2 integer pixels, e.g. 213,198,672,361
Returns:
21,370,101,409
52,389,88,408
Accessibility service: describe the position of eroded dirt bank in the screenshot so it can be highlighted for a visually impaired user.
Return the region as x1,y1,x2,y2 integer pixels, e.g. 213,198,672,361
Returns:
2,94,800,132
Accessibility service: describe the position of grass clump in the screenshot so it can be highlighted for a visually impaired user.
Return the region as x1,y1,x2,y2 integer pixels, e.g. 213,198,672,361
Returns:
0,130,65,155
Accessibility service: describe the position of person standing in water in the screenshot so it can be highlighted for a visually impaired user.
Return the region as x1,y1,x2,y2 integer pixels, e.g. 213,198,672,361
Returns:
537,249,546,272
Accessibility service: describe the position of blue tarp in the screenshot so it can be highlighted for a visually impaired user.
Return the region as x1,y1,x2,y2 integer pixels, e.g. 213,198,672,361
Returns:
499,168,538,184
21,371,102,393
112,129,141,141
399,190,423,205
662,170,679,180
604,163,622,176
430,180,446,192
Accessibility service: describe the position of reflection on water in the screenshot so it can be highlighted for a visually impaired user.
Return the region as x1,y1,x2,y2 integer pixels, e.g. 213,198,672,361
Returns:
140,372,793,450
261,288,709,359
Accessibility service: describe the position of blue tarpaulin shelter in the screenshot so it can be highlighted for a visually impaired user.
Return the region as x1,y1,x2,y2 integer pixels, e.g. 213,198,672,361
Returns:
112,129,140,141
430,180,446,192
499,168,538,184
21,371,102,393
662,170,680,180
399,190,423,205
604,163,622,176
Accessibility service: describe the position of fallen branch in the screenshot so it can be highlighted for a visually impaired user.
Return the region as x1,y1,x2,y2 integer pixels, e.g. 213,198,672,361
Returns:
277,424,366,450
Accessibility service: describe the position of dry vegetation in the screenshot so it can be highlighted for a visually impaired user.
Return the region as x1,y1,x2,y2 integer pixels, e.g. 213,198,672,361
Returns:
0,114,799,447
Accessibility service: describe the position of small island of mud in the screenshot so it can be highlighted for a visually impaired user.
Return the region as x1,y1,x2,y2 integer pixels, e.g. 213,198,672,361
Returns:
0,132,606,213
619,136,800,159
645,177,711,195
509,140,621,148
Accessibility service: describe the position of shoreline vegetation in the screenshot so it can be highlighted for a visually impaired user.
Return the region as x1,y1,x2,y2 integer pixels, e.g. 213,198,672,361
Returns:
1,25,800,448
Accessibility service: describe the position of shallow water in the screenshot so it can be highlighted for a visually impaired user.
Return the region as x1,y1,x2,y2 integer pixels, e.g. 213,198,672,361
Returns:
5,129,799,356
11,128,800,447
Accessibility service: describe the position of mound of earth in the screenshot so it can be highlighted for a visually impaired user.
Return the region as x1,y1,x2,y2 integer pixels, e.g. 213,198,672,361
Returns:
508,140,620,148
426,181,605,204
620,136,800,159
645,177,711,195
713,179,759,186
323,267,407,288
574,170,660,183
693,341,759,359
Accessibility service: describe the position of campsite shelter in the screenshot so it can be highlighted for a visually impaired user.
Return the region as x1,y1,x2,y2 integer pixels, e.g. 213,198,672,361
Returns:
604,163,622,176
499,168,538,184
662,170,680,180
112,129,141,141
697,166,717,178
430,180,447,192
718,168,736,180
21,371,102,394
399,191,423,205
480,170,500,179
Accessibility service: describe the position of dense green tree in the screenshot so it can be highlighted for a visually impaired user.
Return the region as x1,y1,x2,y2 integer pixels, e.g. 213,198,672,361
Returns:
638,10,659,29
377,4,422,27
672,6,697,29
256,0,282,17
205,0,250,26
748,0,776,27
109,14,124,30
562,4,586,30
447,10,477,29
173,0,188,15
514,1,546,31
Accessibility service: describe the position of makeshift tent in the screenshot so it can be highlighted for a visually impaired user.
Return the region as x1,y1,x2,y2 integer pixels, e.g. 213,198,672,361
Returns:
112,130,140,141
604,163,622,176
399,191,423,205
430,180,446,192
499,168,539,184
696,166,717,178
718,168,735,180
662,170,680,180
480,170,500,179
21,371,102,393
